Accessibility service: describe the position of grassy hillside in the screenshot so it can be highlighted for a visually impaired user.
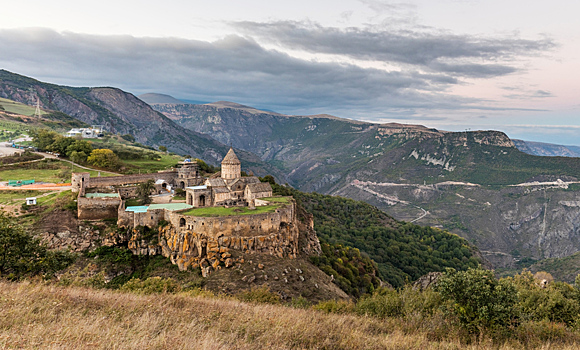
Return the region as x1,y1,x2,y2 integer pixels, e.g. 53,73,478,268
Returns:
0,70,285,178
3,275,580,349
0,97,47,116
0,281,486,349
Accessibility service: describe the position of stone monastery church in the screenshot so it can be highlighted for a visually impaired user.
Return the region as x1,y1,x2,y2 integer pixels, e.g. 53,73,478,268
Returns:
73,148,273,221
185,148,273,207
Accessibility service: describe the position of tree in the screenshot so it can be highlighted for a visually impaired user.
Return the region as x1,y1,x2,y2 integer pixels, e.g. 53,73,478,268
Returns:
87,149,120,170
65,139,92,159
0,212,74,277
436,267,518,334
31,129,59,150
158,146,167,153
47,135,75,155
136,179,155,205
260,175,276,185
69,150,88,164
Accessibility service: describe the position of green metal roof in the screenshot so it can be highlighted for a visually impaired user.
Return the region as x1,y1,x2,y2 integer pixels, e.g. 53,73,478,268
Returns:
86,193,120,198
126,206,148,213
148,203,194,211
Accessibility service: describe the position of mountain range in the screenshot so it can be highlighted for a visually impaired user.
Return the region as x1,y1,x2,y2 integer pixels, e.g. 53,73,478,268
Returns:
2,70,580,273
143,93,580,270
0,70,283,178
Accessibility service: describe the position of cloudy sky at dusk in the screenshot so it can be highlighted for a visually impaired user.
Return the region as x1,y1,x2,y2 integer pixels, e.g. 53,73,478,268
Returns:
1,0,578,145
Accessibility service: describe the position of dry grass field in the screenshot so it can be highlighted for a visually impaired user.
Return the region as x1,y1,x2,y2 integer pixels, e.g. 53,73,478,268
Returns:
0,280,578,350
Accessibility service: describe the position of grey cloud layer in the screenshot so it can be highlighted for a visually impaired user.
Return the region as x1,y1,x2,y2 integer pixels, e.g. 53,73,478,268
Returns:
0,28,475,114
233,21,555,78
0,26,553,120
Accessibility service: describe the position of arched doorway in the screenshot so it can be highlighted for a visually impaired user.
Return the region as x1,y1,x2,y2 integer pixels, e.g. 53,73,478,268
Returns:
180,181,185,189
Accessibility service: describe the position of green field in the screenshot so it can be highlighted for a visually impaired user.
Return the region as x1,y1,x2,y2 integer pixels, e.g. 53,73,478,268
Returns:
260,196,291,203
0,159,118,183
122,153,183,173
0,97,47,116
0,190,50,205
182,203,284,217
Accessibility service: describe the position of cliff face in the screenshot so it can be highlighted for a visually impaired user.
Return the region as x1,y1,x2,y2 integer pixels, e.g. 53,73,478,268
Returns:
125,201,321,277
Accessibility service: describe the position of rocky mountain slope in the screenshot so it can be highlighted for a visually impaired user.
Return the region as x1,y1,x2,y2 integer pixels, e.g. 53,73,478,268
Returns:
513,139,580,158
151,100,580,269
0,70,282,177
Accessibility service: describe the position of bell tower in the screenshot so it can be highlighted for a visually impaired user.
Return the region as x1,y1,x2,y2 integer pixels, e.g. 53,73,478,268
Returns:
221,147,241,180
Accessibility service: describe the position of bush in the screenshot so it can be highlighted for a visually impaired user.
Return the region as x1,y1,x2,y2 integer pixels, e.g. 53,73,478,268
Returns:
120,277,181,294
436,268,518,334
513,271,580,326
514,320,579,347
398,285,442,318
312,299,355,314
86,246,133,265
356,289,403,318
0,211,75,278
236,286,281,304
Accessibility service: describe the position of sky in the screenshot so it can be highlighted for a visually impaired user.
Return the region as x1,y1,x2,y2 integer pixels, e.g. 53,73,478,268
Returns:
0,0,578,145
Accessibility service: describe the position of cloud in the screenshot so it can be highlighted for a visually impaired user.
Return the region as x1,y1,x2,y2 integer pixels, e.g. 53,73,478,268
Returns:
0,27,556,124
0,27,486,116
504,89,554,100
232,20,556,78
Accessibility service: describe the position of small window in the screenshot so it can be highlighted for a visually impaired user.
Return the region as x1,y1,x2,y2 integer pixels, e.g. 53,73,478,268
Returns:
179,218,186,227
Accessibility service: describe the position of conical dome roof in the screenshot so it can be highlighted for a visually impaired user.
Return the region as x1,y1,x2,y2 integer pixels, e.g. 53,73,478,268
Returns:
222,147,241,165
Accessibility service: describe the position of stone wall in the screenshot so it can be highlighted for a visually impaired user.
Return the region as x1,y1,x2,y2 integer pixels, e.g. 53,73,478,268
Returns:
126,201,301,276
118,207,167,228
89,172,177,187
72,172,178,195
77,196,122,220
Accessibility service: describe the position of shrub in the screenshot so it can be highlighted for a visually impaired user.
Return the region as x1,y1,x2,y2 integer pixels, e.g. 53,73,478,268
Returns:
237,286,281,304
313,299,355,314
356,289,403,318
0,211,75,278
399,285,442,318
513,271,580,326
120,277,180,294
290,296,311,309
436,267,518,334
86,246,133,265
514,320,579,347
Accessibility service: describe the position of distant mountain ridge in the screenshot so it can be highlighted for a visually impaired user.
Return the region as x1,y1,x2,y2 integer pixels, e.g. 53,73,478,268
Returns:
513,139,580,158
0,70,283,178
138,93,186,104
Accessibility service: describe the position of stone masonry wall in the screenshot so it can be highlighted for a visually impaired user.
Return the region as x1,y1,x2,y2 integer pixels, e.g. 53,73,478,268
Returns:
127,202,300,276
88,172,177,187
77,196,122,220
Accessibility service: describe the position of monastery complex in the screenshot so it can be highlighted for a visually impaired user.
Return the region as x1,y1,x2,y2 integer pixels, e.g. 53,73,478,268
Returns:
70,148,308,275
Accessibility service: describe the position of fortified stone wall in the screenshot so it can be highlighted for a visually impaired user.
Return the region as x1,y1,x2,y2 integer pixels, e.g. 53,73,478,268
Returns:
77,196,122,220
72,172,178,194
89,173,177,187
117,187,138,199
126,202,301,276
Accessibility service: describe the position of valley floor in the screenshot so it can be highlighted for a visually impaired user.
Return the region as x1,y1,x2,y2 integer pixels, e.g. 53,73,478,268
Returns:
0,280,578,350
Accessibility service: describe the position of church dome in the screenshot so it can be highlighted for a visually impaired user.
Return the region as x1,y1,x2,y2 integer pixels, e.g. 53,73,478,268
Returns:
222,147,241,165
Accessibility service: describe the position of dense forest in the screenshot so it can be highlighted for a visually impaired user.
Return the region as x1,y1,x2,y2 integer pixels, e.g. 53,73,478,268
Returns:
273,184,482,288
